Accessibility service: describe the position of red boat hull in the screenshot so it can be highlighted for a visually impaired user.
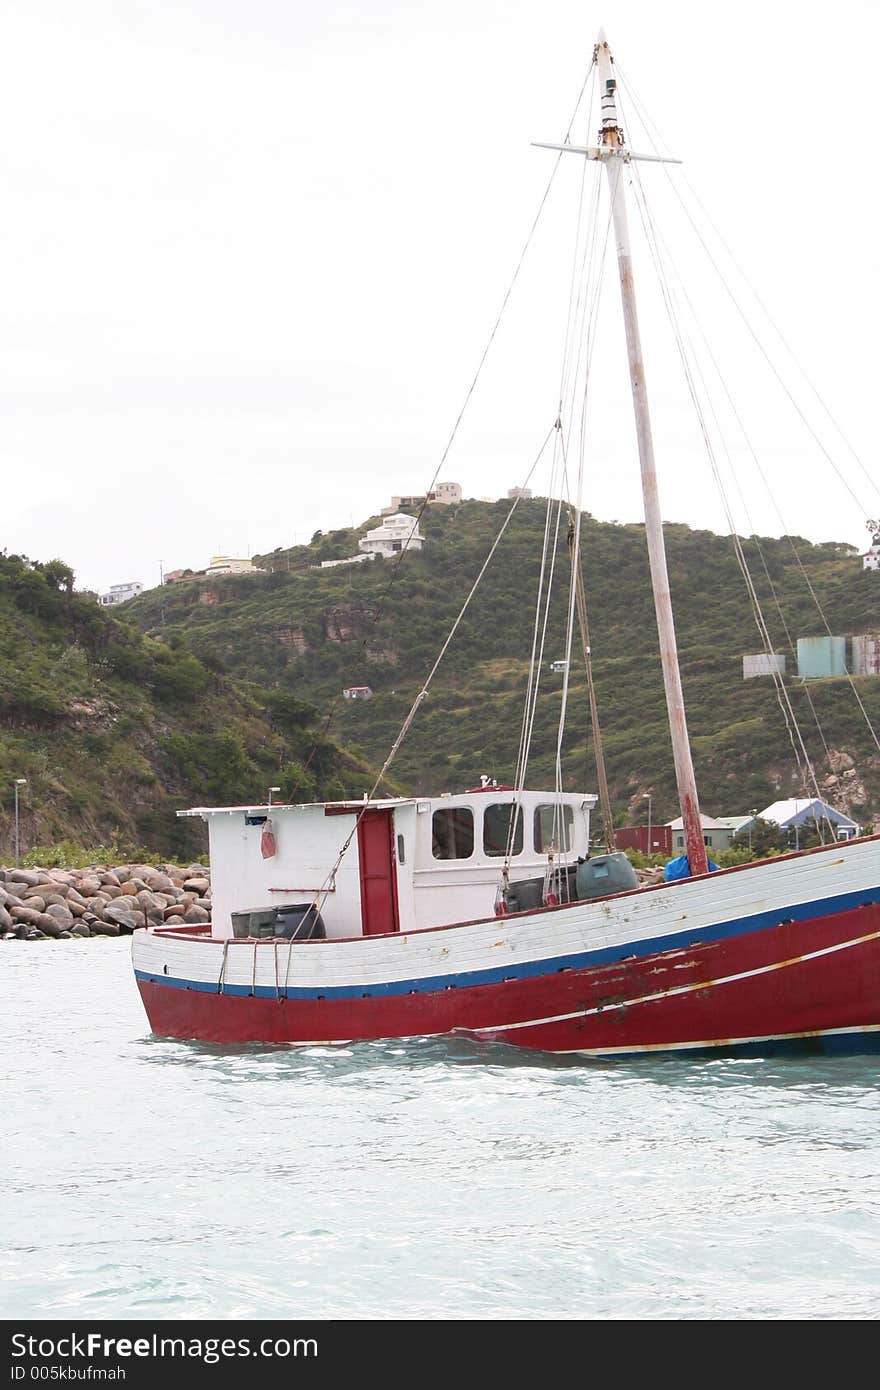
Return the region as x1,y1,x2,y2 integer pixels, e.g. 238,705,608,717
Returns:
136,900,880,1055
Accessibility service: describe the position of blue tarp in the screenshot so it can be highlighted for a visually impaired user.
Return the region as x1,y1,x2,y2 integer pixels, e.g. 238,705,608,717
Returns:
664,853,719,881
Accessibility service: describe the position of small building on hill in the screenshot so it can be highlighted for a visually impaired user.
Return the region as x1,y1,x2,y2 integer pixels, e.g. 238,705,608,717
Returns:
614,825,673,857
754,798,859,843
666,814,735,854
381,482,461,515
862,526,880,571
359,514,424,558
343,686,373,701
207,555,259,576
743,653,786,679
98,581,143,606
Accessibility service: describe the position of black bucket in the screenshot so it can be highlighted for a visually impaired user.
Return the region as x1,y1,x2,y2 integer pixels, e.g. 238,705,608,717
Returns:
273,903,327,941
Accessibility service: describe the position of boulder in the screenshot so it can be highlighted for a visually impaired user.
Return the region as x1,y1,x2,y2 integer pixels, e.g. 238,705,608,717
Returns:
90,921,120,937
183,878,210,895
20,893,46,911
26,929,47,940
136,890,166,913
34,913,63,938
146,872,175,893
66,888,87,908
79,876,103,896
119,881,140,896
183,904,210,924
0,905,13,931
100,872,121,888
10,905,41,926
8,869,41,887
103,901,139,929
46,903,75,929
71,923,91,937
164,915,186,925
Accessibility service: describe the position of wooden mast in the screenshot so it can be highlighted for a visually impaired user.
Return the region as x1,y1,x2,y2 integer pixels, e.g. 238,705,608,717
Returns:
594,32,709,874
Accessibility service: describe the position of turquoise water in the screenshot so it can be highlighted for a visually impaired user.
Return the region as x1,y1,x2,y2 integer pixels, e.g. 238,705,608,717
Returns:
3,940,880,1320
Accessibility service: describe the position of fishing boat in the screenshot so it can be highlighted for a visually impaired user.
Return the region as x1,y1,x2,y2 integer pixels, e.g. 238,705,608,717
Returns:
132,32,880,1057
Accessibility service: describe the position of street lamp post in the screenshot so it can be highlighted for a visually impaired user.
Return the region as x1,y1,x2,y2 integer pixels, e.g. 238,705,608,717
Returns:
748,808,757,855
642,793,653,857
14,779,27,868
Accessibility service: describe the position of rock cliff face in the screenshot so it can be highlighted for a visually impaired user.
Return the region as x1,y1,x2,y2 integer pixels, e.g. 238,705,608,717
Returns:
0,862,211,941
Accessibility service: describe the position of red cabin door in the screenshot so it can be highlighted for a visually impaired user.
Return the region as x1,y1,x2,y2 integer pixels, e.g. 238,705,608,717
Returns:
357,809,400,936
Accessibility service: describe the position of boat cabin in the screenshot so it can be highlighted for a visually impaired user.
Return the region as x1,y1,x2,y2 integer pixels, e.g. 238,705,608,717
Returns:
179,788,596,940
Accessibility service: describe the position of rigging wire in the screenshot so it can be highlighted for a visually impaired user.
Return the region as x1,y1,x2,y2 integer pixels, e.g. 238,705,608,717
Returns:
504,115,617,874
628,160,832,834
615,61,880,517
615,72,880,765
287,61,598,803
614,64,876,520
291,423,559,966
619,155,845,800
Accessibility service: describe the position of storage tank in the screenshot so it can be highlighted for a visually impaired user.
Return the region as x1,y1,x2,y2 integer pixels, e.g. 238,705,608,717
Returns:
796,636,847,678
851,634,880,676
743,654,786,679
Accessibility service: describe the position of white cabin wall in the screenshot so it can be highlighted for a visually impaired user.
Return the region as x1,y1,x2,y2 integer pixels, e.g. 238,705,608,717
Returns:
208,808,364,940
409,792,595,932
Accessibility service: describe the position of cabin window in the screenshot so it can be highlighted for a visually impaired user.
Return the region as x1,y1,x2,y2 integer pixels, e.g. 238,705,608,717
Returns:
397,833,406,865
534,804,574,853
483,803,524,857
432,808,474,860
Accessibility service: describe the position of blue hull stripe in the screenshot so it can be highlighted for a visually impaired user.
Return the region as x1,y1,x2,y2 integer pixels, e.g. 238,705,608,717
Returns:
135,882,880,1001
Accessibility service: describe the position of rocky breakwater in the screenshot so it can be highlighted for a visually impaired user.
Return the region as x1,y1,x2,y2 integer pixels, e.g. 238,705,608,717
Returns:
0,864,211,941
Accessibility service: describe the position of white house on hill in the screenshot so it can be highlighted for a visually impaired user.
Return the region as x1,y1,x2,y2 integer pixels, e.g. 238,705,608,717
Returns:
755,798,859,842
359,513,424,558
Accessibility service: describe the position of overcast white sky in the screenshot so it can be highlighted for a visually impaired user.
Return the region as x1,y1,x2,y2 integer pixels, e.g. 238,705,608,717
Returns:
2,0,879,594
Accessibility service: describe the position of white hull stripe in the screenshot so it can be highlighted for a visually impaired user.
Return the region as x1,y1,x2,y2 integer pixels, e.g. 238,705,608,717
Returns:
135,885,880,1000
472,928,880,1036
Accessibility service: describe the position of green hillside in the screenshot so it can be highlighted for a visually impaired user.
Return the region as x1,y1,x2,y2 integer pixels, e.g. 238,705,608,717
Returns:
0,553,373,860
125,501,880,828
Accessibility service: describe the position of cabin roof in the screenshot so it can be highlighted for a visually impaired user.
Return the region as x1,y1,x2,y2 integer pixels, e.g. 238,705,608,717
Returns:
177,789,596,819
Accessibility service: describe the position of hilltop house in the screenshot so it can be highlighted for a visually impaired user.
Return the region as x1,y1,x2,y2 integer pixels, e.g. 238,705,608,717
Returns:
381,482,461,515
206,555,259,576
359,514,424,558
98,581,143,606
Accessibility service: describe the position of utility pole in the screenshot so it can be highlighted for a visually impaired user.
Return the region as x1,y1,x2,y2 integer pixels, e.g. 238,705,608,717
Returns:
14,778,27,867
